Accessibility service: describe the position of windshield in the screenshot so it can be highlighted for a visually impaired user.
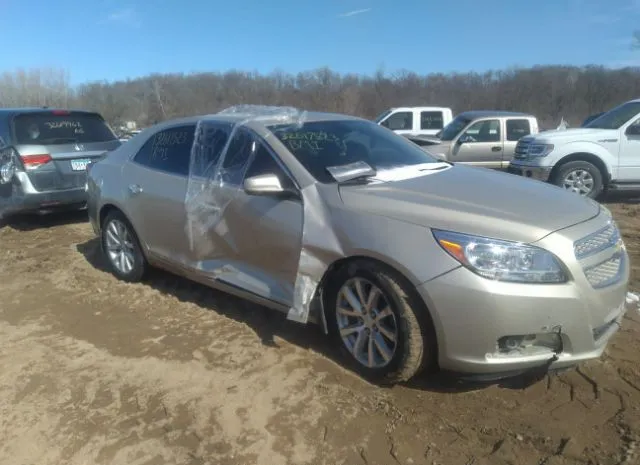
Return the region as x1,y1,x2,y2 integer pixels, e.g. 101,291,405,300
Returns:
267,119,441,183
374,109,392,124
584,102,640,130
438,115,471,141
13,111,117,145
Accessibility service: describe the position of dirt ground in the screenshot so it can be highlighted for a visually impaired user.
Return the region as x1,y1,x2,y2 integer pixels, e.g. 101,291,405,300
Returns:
1,198,640,465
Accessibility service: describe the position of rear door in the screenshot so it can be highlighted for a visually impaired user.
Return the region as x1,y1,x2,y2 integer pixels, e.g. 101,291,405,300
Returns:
419,110,445,136
12,110,120,192
503,118,532,168
121,124,196,264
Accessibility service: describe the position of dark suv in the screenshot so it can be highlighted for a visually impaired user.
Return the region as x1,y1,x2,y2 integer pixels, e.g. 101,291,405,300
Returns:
0,108,121,216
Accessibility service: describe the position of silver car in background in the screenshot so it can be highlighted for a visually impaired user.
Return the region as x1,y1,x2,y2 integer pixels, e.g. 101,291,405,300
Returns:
86,107,638,385
0,108,120,217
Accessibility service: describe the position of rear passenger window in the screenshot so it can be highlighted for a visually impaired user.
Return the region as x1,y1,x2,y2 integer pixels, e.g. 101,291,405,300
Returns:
380,112,413,131
506,119,531,141
420,111,444,130
133,125,196,176
244,143,296,191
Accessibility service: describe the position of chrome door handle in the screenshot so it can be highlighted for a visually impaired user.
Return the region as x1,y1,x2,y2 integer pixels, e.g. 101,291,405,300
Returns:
128,184,143,195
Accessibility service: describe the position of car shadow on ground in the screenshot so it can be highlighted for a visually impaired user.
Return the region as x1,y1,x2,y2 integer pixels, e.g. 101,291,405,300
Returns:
0,209,88,231
601,191,640,204
75,237,554,394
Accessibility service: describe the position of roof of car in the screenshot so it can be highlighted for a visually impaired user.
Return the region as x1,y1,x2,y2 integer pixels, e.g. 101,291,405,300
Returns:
154,109,364,131
457,110,533,119
0,107,101,118
204,110,362,125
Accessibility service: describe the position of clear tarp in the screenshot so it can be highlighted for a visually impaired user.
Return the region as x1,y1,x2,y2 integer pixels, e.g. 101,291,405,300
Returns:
184,105,338,323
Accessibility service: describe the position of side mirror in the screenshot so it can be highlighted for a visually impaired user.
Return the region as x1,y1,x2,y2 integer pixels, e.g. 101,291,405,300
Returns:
243,173,289,197
626,124,640,136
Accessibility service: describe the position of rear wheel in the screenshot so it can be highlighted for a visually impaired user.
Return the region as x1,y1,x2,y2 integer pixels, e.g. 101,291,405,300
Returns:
324,260,436,384
552,160,604,199
101,210,147,282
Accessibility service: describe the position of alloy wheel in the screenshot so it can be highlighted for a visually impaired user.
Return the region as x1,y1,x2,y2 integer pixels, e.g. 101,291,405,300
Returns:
562,169,594,196
104,219,136,275
335,277,399,369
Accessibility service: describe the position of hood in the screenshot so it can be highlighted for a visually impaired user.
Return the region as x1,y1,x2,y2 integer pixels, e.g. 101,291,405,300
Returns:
421,141,452,158
533,127,619,143
405,135,442,145
338,164,600,244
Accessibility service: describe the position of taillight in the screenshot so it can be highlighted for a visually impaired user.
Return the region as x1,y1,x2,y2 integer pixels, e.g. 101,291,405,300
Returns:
21,154,52,170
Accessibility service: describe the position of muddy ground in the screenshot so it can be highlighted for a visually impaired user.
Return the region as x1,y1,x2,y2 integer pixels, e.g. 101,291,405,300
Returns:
1,198,640,465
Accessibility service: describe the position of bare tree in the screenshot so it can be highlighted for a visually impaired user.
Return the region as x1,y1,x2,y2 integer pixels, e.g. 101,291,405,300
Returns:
1,65,640,128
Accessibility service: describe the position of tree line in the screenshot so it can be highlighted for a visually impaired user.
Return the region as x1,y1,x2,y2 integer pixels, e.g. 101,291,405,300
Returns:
0,65,639,131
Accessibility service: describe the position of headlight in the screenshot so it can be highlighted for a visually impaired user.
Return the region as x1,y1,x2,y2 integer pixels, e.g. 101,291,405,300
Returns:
527,143,554,157
432,230,567,284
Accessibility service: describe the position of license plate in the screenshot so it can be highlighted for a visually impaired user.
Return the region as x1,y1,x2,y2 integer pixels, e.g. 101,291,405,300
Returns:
70,158,91,171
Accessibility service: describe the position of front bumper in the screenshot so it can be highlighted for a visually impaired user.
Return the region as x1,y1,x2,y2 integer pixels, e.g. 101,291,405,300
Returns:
416,216,634,379
507,160,552,182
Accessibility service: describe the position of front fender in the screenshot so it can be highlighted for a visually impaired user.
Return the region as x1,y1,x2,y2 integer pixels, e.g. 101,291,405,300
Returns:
548,141,615,175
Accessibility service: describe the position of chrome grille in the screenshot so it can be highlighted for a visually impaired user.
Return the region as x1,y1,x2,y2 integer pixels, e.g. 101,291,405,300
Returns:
583,254,624,289
574,221,625,289
573,223,620,259
514,139,531,159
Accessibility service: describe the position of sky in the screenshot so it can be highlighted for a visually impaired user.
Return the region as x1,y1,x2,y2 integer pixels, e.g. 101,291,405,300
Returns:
1,0,639,85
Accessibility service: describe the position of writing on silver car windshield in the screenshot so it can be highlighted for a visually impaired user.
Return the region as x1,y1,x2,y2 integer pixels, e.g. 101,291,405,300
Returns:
269,119,440,183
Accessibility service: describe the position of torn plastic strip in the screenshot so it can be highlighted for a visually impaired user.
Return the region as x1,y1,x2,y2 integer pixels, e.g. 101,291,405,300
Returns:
287,183,344,323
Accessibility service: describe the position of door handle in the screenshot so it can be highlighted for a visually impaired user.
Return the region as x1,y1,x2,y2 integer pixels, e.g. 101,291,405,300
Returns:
128,184,143,195
491,146,502,152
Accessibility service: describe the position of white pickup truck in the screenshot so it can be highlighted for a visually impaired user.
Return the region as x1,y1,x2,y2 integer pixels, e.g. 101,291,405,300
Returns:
375,106,454,137
508,99,640,199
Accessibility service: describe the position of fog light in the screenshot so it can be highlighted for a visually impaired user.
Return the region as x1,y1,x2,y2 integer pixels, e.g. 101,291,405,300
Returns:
496,332,563,357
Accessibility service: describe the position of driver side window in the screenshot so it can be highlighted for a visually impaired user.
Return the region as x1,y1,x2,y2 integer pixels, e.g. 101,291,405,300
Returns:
244,142,297,191
461,119,501,143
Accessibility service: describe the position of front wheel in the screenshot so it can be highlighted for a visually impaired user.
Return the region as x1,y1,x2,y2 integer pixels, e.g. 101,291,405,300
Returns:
552,160,604,199
324,260,436,385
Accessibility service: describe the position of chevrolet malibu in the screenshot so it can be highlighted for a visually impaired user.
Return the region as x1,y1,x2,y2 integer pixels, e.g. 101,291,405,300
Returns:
86,107,638,385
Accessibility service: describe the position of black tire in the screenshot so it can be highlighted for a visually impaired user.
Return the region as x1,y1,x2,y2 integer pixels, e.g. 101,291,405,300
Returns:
552,160,604,199
324,259,436,385
101,210,147,282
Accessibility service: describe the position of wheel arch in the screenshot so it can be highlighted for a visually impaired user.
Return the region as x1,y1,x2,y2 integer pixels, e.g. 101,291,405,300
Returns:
312,254,440,367
550,152,612,186
98,203,148,258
